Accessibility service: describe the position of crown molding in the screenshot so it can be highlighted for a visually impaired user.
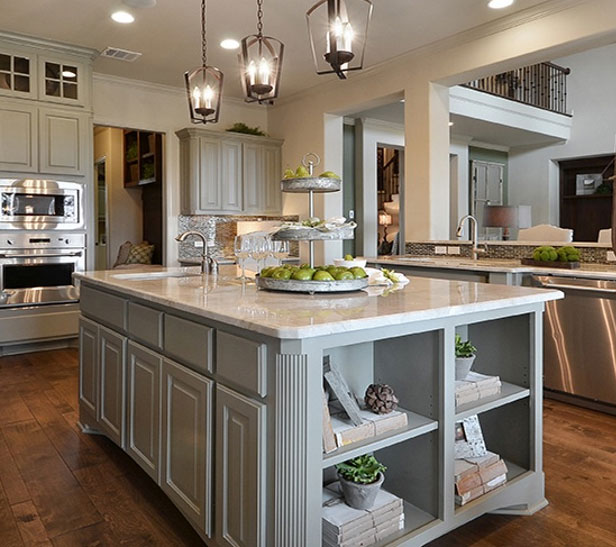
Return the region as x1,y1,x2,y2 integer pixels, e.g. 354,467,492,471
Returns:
0,29,99,59
93,72,255,107
272,0,583,108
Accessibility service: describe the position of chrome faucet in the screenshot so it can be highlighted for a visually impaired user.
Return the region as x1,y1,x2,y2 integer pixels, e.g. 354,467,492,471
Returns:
456,215,486,260
175,231,218,275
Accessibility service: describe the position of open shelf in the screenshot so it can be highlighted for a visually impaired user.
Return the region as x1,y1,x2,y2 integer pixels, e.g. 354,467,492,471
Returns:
322,408,438,468
454,460,529,516
455,381,530,421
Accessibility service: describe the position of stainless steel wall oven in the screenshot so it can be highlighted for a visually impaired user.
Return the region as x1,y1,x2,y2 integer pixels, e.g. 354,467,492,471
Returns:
0,233,84,308
0,179,83,230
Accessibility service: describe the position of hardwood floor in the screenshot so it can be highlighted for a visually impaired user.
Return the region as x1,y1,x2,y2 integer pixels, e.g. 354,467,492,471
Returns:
0,349,615,546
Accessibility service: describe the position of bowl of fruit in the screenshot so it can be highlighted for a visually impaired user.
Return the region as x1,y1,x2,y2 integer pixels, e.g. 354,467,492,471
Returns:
333,254,368,269
256,263,369,294
281,165,341,193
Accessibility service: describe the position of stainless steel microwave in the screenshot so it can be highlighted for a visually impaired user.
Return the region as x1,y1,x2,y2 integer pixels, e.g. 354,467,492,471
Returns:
0,179,83,230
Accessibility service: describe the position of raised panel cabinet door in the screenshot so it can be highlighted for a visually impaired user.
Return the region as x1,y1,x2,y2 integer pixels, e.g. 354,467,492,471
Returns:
221,139,243,212
78,317,99,424
243,143,264,213
216,384,266,547
263,145,282,213
126,341,162,482
162,359,212,537
0,102,37,172
98,326,127,447
198,136,222,211
39,107,89,175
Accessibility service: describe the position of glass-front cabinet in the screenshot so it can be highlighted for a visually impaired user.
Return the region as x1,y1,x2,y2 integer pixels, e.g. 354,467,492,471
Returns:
0,50,35,100
39,57,86,107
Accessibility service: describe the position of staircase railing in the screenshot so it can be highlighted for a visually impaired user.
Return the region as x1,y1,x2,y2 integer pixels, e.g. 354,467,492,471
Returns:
462,62,571,115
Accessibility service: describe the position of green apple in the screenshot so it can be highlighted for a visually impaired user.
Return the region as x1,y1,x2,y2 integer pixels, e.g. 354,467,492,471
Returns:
335,271,355,281
271,268,292,280
313,270,335,282
295,165,310,178
292,268,315,281
344,254,354,261
350,267,367,279
260,267,274,278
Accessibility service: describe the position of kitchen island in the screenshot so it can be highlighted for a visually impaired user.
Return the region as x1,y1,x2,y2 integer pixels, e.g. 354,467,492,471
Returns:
75,266,561,546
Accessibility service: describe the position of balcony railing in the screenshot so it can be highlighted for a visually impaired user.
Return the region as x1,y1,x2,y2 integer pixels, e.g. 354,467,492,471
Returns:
463,62,571,116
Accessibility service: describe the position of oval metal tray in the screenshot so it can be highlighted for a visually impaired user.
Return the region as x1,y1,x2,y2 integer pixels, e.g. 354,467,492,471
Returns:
272,225,355,241
256,275,368,294
280,177,341,193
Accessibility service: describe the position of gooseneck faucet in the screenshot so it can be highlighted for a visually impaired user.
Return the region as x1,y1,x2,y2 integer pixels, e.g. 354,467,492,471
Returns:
175,231,218,275
456,215,486,260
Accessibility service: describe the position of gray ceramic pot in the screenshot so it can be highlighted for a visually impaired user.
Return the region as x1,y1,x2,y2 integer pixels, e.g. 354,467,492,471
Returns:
455,355,476,380
338,472,384,510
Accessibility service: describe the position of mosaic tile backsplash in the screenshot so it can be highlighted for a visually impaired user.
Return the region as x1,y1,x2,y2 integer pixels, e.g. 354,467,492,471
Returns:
403,241,613,263
178,214,299,261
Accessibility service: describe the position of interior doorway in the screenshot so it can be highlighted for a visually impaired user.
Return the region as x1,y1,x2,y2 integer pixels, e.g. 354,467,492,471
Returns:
377,146,403,255
471,159,504,239
93,125,164,269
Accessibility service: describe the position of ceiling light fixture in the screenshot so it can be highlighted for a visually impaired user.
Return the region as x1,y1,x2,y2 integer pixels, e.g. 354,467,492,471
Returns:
220,39,240,50
239,0,284,104
449,121,454,127
185,0,223,124
307,0,373,79
488,0,514,9
111,10,135,23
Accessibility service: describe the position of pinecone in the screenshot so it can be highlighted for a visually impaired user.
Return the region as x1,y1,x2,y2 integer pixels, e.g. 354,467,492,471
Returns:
364,384,398,414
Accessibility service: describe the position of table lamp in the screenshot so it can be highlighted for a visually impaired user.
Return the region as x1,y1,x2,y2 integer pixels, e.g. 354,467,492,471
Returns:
378,211,393,243
483,205,531,240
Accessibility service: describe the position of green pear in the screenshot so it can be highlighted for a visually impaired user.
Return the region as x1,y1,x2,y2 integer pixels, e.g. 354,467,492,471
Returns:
319,170,340,179
283,168,295,179
295,165,310,178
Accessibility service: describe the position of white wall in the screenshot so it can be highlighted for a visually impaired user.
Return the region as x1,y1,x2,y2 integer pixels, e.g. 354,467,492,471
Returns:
508,43,616,227
92,74,269,265
93,127,142,267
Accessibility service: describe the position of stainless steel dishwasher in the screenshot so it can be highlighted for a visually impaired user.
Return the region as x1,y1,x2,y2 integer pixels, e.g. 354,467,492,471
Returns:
533,275,616,414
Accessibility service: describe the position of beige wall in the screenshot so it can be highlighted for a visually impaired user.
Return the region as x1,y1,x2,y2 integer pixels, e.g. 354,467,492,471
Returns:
93,127,143,268
92,74,269,266
268,0,616,249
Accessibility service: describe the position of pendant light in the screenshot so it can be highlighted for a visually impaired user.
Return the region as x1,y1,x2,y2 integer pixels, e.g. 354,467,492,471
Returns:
306,0,373,79
239,0,284,104
185,0,223,124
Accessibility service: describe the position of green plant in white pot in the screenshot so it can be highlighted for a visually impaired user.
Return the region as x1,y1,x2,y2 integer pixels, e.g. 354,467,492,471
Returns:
455,334,477,381
336,454,386,510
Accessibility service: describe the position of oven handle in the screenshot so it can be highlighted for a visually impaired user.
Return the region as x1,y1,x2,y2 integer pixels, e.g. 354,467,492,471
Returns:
534,280,616,294
0,251,83,259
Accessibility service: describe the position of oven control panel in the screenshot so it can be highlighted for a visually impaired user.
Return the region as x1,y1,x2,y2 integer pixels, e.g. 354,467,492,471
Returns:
0,233,85,249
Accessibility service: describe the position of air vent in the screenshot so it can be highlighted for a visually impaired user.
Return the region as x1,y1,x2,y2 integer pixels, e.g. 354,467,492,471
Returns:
100,47,142,62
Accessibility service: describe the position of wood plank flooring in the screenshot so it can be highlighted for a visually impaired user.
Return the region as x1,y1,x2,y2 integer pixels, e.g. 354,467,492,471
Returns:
0,349,615,546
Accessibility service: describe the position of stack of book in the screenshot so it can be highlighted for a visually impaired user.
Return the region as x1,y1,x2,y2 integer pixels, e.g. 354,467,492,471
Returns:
324,404,408,453
322,482,404,546
455,372,502,407
454,451,508,505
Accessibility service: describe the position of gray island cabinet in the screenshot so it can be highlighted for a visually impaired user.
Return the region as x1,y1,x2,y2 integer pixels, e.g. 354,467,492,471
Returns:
74,267,562,546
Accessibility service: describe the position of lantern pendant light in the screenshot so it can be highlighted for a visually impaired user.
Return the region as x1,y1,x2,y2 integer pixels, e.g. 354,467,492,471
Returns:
185,0,223,123
240,0,284,104
306,0,373,79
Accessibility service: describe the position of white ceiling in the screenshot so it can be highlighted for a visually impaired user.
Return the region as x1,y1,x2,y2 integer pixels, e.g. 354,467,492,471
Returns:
1,0,549,99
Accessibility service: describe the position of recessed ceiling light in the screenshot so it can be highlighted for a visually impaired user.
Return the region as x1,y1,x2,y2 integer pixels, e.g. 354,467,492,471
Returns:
220,39,240,50
488,0,514,8
400,99,405,103
449,121,454,127
111,10,135,23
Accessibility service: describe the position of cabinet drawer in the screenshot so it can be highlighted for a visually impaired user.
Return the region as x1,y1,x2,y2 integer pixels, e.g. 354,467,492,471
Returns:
80,285,127,332
163,314,213,374
216,332,266,397
128,302,163,350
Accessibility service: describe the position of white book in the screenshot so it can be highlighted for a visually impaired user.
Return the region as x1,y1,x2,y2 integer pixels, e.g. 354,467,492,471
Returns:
323,515,404,546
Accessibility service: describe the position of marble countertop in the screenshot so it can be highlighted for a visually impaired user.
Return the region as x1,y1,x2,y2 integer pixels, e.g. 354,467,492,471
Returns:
75,266,562,339
372,256,616,279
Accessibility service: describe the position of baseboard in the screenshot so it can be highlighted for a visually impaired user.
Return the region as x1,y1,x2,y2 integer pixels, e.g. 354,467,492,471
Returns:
0,338,78,356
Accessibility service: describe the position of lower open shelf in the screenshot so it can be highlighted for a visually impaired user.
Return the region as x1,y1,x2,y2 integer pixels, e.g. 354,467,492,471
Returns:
373,501,438,546
455,381,530,420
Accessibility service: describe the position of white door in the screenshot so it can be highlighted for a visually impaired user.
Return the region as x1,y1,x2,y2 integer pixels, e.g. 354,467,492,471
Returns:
471,160,504,238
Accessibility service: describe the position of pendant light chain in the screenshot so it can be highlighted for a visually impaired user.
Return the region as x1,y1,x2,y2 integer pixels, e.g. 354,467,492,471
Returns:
256,0,264,37
201,0,207,67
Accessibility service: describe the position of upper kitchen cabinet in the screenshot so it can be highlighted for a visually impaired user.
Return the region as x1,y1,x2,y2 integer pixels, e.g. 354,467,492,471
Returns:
0,47,37,101
177,128,283,215
0,100,37,172
38,56,90,108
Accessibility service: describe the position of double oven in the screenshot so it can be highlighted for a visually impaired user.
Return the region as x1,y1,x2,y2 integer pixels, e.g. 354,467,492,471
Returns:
0,180,85,309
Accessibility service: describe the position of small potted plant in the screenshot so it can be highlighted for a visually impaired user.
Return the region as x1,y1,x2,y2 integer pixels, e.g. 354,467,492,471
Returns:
455,334,477,380
335,454,386,510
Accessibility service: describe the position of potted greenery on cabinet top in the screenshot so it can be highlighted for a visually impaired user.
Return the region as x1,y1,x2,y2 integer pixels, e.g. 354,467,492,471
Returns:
455,334,477,381
336,454,386,510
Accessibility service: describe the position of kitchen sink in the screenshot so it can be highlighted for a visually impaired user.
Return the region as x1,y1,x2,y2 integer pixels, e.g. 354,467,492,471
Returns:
111,271,202,281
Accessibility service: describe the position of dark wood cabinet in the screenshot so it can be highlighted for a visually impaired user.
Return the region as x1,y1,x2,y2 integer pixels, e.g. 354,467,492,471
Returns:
559,155,614,242
123,130,162,187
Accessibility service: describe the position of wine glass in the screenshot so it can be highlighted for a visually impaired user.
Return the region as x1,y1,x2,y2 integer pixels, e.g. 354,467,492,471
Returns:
234,235,250,280
272,240,289,266
250,236,270,273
